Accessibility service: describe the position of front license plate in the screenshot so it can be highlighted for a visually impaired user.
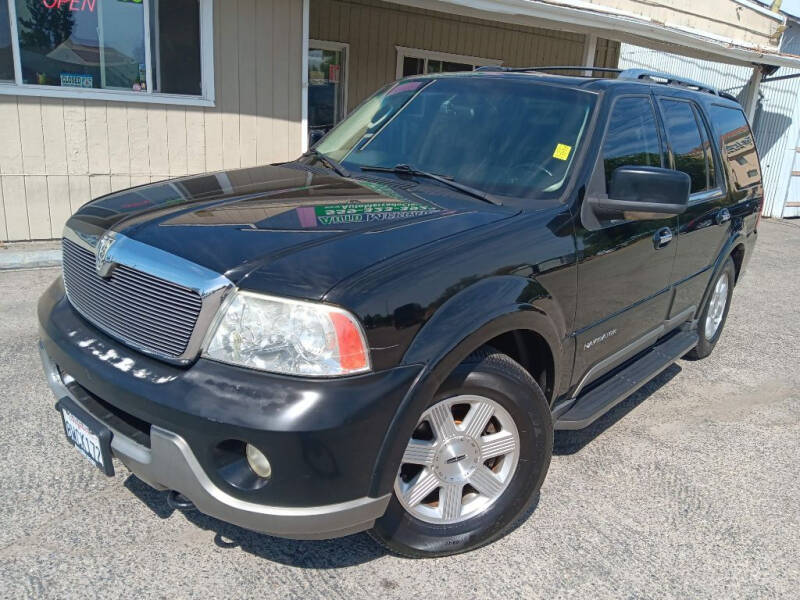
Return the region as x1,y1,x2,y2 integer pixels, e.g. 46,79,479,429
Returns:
57,398,114,476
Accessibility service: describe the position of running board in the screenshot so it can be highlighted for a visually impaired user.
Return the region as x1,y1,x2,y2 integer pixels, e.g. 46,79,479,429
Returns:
555,330,699,430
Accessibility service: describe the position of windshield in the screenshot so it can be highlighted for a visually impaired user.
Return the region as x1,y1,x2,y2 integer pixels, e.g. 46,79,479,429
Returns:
315,75,596,199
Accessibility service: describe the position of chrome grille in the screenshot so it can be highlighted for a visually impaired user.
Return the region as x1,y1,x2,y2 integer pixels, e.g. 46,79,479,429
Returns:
62,238,203,359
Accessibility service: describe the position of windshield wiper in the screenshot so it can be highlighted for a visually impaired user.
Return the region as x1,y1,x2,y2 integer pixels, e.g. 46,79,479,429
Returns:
301,148,351,178
359,164,502,206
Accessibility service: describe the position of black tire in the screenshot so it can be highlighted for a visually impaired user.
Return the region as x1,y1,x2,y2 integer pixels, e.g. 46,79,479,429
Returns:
686,257,736,360
369,347,553,558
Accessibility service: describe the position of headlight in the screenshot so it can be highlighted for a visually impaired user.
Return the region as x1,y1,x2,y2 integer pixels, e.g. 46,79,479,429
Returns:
203,291,370,376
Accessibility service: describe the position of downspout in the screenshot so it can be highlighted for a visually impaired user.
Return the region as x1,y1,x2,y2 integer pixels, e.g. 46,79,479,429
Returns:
742,66,764,124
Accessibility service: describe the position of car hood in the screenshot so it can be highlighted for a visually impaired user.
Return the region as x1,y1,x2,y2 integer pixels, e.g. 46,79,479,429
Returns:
67,163,519,299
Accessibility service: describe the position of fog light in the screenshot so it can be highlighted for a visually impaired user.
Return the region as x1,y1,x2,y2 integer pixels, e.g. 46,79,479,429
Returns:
245,444,272,479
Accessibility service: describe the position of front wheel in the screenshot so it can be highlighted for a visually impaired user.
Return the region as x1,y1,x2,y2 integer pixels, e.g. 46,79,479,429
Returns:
686,257,736,360
369,347,553,558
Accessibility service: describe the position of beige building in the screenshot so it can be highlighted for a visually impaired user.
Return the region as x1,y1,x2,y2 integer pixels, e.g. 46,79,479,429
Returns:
0,0,796,242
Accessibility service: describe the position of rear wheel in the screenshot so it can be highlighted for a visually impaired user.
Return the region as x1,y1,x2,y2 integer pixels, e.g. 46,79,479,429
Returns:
686,257,736,360
369,347,553,558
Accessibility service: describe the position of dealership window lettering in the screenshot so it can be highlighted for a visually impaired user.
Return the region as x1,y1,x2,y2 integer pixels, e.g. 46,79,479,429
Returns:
1,0,208,99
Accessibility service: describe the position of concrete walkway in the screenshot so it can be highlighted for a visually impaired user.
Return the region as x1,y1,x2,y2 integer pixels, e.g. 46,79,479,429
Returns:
0,241,61,271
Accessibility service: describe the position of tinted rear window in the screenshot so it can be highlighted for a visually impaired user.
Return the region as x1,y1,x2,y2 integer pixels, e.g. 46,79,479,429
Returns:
660,99,708,194
708,105,761,190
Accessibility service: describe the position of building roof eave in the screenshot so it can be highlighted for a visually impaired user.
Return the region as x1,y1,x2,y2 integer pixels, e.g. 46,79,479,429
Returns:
387,0,800,69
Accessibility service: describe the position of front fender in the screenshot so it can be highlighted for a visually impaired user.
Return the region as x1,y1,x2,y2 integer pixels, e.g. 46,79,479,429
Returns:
403,275,568,375
368,275,572,497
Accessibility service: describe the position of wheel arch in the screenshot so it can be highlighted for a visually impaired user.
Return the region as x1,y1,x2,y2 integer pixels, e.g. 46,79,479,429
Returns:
700,233,746,312
369,275,569,497
730,242,745,284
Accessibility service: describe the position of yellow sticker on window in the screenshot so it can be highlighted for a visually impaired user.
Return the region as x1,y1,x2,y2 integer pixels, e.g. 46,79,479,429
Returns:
553,143,572,161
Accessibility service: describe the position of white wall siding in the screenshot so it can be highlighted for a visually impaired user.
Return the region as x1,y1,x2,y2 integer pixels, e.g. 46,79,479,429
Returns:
0,0,304,242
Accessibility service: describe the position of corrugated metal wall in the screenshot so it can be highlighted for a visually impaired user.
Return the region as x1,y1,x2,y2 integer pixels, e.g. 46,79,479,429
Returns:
618,45,752,94
310,0,620,111
0,0,305,242
755,23,800,218
619,23,800,218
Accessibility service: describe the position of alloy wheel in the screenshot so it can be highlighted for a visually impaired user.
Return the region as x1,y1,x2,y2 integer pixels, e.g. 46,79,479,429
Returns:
394,395,520,525
705,271,729,340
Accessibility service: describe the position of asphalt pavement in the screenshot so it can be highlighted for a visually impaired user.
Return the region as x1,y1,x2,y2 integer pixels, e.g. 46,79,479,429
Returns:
0,219,798,599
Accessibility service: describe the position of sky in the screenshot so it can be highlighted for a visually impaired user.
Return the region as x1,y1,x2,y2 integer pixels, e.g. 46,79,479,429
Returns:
782,0,800,18
755,0,800,19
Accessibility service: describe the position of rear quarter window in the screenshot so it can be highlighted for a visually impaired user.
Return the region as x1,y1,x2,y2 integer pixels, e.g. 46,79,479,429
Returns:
708,105,761,191
659,99,708,194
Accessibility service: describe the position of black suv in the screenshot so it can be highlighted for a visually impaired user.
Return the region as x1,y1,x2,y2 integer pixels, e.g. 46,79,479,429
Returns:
38,67,762,558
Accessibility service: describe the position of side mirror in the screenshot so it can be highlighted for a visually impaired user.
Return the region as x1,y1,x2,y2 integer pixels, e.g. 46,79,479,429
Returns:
588,166,690,217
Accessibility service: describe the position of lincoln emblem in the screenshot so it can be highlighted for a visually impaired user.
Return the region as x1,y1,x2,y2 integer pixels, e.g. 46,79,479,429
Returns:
95,232,116,278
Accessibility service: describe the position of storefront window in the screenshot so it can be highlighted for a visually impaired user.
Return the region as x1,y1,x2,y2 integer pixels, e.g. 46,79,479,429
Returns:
149,0,201,95
308,41,347,142
402,56,423,77
396,48,500,78
1,1,15,80
15,0,146,90
2,0,207,100
422,59,472,74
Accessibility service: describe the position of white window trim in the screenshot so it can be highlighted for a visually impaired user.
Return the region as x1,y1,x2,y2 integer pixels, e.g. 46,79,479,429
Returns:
395,46,502,79
0,0,215,107
309,39,350,121
301,0,309,152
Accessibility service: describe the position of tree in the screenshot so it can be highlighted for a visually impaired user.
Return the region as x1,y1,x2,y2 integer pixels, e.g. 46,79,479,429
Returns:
18,1,75,51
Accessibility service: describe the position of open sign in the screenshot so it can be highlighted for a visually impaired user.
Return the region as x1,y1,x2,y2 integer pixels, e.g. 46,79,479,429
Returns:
42,0,98,12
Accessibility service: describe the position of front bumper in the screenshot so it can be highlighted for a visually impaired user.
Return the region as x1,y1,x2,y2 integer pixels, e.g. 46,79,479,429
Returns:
39,279,421,539
41,344,389,538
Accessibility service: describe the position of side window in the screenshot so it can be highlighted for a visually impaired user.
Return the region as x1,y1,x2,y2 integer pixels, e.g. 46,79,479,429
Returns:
659,99,708,194
602,97,663,189
708,105,761,191
692,106,717,190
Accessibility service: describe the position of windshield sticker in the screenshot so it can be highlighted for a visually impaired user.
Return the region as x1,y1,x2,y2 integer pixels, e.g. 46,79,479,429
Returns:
387,81,425,96
553,144,573,161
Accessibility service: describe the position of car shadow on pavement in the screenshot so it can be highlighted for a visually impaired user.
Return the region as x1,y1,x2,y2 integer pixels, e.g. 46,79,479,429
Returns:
121,364,682,565
124,474,542,567
553,363,682,456
124,475,386,567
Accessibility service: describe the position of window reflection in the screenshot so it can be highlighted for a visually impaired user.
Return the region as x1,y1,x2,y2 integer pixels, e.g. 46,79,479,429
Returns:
660,99,708,194
15,0,147,90
708,105,761,190
602,96,663,188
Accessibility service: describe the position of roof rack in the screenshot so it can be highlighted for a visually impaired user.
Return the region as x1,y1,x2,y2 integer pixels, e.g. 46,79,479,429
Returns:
476,65,622,75
475,65,739,102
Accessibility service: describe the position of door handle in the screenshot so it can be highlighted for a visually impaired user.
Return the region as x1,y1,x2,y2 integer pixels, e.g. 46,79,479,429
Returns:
653,227,673,249
715,208,731,225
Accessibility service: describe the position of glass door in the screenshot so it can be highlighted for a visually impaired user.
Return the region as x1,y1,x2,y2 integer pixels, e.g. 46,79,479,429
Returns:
308,40,348,145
